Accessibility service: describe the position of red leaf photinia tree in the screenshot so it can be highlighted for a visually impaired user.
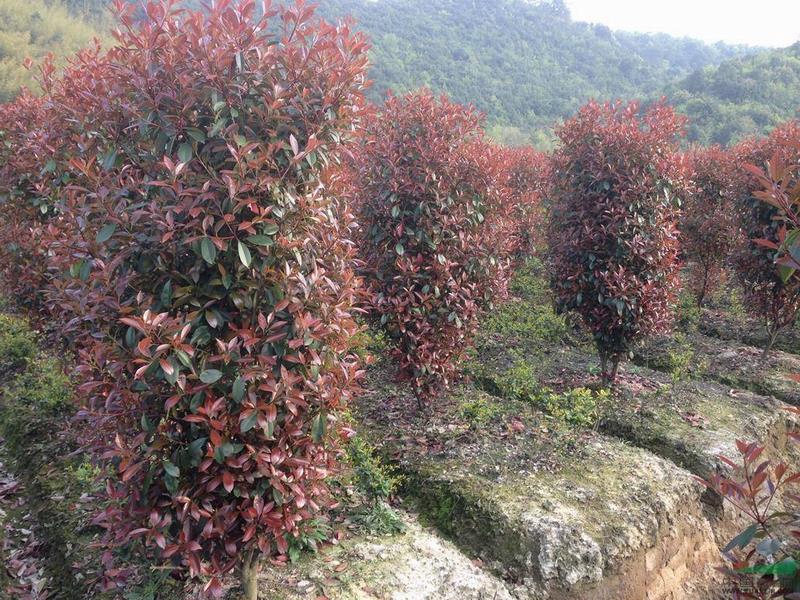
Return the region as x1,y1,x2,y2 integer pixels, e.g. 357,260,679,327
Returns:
3,1,370,597
547,100,687,384
352,90,510,401
681,146,743,306
497,145,550,261
733,122,800,361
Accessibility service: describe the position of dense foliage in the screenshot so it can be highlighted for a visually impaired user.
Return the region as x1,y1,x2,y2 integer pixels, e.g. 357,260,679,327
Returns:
352,90,509,400
316,0,756,146
668,44,800,146
681,146,742,305
732,122,800,359
6,0,797,148
0,0,101,102
498,146,550,260
547,100,685,383
0,1,369,597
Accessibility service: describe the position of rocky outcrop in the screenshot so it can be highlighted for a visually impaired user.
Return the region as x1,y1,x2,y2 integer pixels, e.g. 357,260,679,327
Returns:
258,514,514,600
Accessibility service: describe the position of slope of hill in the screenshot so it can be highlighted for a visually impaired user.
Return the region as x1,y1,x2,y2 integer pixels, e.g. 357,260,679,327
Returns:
2,0,795,149
317,0,757,146
666,44,800,146
0,0,101,102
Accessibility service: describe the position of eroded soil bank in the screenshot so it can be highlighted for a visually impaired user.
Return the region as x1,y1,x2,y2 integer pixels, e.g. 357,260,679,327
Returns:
1,265,797,599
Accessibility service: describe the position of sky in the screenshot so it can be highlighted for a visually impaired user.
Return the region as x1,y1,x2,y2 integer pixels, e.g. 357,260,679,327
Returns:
565,0,800,47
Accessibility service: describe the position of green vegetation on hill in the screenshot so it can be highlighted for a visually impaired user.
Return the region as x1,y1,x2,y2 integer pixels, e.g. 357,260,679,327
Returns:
1,0,798,148
666,44,800,145
317,0,757,146
0,0,101,102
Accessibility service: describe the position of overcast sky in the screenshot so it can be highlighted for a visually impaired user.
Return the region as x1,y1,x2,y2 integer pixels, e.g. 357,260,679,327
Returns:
565,0,800,47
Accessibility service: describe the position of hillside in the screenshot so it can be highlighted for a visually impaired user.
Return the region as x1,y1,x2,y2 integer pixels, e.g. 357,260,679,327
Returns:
667,43,800,145
0,0,101,102
317,0,757,146
1,0,797,148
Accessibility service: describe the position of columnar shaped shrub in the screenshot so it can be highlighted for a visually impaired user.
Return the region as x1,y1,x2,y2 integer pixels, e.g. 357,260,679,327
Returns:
548,101,685,384
681,146,742,306
498,145,550,260
0,82,61,311
11,1,369,597
353,90,509,400
733,122,800,359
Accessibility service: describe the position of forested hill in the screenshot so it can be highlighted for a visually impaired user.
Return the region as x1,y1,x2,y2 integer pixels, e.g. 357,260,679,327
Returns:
0,0,101,102
316,0,759,146
667,44,800,146
2,0,799,148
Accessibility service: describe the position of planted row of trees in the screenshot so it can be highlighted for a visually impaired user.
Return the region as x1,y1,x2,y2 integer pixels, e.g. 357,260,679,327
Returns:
1,0,799,596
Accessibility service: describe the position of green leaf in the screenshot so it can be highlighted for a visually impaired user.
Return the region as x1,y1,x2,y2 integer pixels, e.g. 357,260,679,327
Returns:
232,376,246,403
101,149,118,171
178,143,193,163
395,243,404,256
247,235,274,246
311,411,326,443
186,128,206,143
240,411,258,433
163,461,180,477
199,369,223,384
238,240,252,267
263,223,279,235
723,524,759,553
95,223,116,243
201,238,217,265
160,279,172,307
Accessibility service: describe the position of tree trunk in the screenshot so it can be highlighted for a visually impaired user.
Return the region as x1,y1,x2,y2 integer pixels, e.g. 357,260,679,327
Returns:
599,353,609,387
241,551,260,600
697,267,709,308
610,357,620,384
760,327,778,370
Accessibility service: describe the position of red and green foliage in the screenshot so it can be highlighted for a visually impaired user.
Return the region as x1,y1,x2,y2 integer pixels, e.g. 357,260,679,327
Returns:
498,145,550,260
547,100,686,383
732,123,800,359
1,0,369,596
681,146,742,306
700,435,800,599
352,90,509,400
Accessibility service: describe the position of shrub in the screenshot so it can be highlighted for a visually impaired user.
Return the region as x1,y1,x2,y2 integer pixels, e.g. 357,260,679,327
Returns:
0,354,73,461
0,313,37,373
11,1,369,597
345,435,405,534
732,122,800,362
353,90,509,401
700,437,800,598
498,145,550,260
682,146,742,306
547,100,686,384
346,436,402,503
675,289,702,332
540,387,608,428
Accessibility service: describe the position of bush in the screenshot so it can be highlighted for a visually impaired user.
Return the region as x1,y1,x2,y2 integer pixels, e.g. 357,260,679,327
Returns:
700,437,800,598
547,100,686,384
682,146,742,306
497,145,550,260
0,313,36,373
0,354,72,458
732,122,800,361
3,1,370,597
675,289,702,332
353,90,510,401
539,387,608,428
346,436,402,503
344,435,405,535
